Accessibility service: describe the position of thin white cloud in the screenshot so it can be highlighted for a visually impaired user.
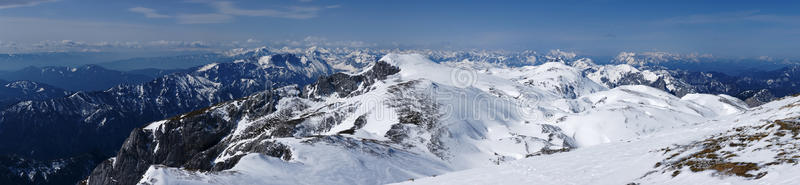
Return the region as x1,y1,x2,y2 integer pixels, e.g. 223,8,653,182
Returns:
126,1,338,24
129,7,170,18
32,40,143,50
212,1,321,19
295,36,376,48
0,16,245,52
147,40,213,48
662,10,800,25
176,13,234,24
7,39,237,53
0,35,373,53
0,40,20,52
0,16,154,42
0,0,58,9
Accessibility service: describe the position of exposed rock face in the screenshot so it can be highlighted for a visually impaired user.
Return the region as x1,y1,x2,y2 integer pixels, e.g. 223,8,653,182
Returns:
596,72,693,96
86,89,290,185
744,89,776,107
303,61,400,98
85,61,401,185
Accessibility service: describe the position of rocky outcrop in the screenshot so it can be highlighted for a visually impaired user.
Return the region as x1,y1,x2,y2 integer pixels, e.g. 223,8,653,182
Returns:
743,89,776,107
85,89,289,185
85,61,402,185
303,61,400,98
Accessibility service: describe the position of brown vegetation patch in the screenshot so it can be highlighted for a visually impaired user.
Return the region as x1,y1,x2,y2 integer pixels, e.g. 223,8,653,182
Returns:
645,119,800,180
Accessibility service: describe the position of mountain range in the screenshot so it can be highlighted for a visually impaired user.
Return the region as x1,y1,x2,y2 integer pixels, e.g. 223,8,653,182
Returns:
85,53,800,185
0,65,157,91
1,47,800,185
0,80,71,107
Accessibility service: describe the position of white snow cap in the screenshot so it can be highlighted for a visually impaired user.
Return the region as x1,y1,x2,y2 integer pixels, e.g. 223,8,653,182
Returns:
379,53,434,67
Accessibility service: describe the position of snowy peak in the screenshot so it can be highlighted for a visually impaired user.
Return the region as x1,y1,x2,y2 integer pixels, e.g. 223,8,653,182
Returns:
486,61,605,99
223,47,270,57
544,49,578,63
570,58,598,70
379,53,435,69
377,53,458,85
378,53,527,98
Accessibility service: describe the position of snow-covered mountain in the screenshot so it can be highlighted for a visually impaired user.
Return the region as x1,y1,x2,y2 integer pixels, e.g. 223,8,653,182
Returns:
84,53,779,185
256,47,800,107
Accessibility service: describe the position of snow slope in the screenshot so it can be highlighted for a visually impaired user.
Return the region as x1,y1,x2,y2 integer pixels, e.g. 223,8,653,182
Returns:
396,95,800,185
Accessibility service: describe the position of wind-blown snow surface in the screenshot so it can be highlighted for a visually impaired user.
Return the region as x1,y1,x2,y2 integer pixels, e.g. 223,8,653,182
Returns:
107,53,778,185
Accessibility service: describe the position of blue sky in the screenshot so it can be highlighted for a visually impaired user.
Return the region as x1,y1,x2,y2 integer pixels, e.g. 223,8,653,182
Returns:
0,0,798,57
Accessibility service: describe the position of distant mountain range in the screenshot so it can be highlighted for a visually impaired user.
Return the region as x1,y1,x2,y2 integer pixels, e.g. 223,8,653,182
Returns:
0,80,70,107
0,65,159,91
608,51,796,75
0,65,186,108
0,52,122,71
96,54,229,71
579,61,800,107
0,51,221,71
